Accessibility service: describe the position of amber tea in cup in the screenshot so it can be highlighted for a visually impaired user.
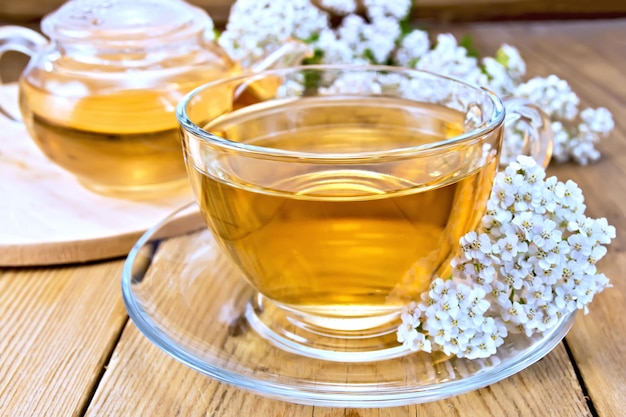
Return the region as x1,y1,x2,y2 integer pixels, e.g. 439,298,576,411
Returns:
177,66,551,361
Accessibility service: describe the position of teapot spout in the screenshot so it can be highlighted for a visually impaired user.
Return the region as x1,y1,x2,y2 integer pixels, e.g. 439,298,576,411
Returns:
248,39,313,73
231,40,313,108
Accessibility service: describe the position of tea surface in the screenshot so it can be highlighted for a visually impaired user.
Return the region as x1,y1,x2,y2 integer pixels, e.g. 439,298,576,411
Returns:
187,97,498,316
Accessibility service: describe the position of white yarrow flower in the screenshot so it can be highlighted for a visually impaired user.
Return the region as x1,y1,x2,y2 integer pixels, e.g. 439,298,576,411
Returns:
515,75,579,120
394,29,430,67
416,34,485,86
482,57,516,96
581,107,614,134
398,156,614,358
318,0,357,15
363,0,412,20
219,0,328,68
495,44,526,79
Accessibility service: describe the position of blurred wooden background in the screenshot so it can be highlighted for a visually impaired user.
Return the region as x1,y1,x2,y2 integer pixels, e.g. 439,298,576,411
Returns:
1,0,626,24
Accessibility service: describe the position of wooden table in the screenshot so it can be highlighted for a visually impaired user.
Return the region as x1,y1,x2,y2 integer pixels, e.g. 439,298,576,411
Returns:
1,19,625,416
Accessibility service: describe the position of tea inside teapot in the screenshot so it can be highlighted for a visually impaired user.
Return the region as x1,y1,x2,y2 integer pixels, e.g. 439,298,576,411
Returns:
1,0,310,197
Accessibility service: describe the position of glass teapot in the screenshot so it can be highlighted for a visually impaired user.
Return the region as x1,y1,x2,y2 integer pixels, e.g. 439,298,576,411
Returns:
0,0,310,196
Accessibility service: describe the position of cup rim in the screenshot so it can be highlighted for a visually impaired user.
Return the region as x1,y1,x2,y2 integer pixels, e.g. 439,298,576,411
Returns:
176,64,505,161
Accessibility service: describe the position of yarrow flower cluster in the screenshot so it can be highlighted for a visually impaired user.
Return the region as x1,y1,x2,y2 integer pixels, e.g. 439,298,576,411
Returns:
397,156,615,359
219,0,614,165
218,0,328,68
514,77,614,165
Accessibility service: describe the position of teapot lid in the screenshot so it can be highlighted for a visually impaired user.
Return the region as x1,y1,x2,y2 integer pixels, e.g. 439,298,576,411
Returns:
41,0,214,46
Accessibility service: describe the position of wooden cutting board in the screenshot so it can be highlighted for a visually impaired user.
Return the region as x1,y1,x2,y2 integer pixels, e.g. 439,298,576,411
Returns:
0,85,196,266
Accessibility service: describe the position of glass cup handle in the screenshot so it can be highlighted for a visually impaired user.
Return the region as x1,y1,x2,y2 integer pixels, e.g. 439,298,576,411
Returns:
502,96,554,169
0,25,48,122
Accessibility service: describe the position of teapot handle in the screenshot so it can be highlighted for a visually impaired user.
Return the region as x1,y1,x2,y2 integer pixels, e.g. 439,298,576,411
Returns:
0,26,48,122
502,97,554,169
248,39,313,73
232,39,313,103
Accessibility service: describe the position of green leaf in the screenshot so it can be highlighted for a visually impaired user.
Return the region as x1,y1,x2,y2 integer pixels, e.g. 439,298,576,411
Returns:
495,47,510,68
459,34,481,58
302,32,320,44
363,48,377,64
302,48,324,65
399,7,414,37
302,64,323,95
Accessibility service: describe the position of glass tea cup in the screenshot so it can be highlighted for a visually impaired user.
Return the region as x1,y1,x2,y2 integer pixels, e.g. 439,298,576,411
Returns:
0,0,309,198
177,65,552,361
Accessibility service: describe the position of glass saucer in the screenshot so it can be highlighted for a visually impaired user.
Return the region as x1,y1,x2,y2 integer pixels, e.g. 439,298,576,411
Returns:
121,203,576,408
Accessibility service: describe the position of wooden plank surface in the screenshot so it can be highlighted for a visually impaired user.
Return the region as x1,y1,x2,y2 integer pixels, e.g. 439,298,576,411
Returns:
0,261,127,416
84,325,591,416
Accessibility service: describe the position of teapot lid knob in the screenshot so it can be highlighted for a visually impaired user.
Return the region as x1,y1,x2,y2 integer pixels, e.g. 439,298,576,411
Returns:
41,0,214,46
